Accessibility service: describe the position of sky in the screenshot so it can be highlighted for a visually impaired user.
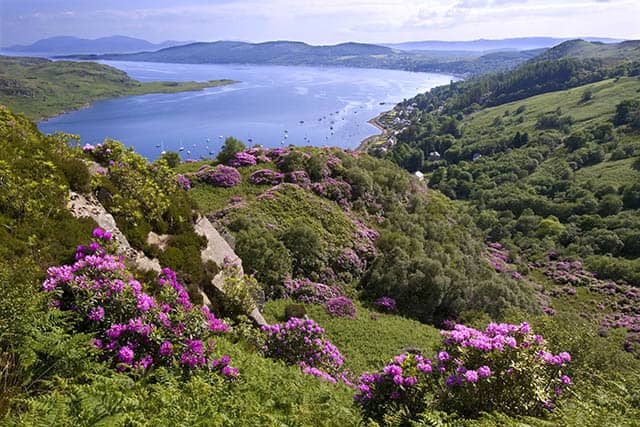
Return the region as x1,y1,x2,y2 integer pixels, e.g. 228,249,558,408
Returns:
1,0,638,46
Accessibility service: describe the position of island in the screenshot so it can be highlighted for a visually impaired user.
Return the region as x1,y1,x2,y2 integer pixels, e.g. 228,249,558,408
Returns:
0,55,237,120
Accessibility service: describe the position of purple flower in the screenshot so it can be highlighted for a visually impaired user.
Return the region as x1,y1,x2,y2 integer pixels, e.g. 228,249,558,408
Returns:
159,341,173,356
561,375,571,385
464,370,479,383
118,346,134,365
88,306,105,322
136,293,155,312
438,351,450,362
478,365,491,378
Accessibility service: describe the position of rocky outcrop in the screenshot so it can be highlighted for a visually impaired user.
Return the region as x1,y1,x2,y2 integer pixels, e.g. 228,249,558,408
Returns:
67,191,162,273
67,191,266,326
194,214,266,326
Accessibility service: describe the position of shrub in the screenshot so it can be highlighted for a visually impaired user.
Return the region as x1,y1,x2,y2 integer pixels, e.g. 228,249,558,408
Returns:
374,297,396,312
284,304,307,320
216,137,246,164
248,169,284,185
261,317,345,383
325,297,356,319
41,228,238,378
228,152,257,167
196,165,241,187
354,322,572,422
284,278,340,304
218,263,261,318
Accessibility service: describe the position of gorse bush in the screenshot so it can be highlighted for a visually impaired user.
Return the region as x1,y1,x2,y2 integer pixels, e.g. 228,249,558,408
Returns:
42,228,238,378
355,321,572,422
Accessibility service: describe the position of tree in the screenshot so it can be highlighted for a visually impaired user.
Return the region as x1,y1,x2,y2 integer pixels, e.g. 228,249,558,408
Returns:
160,151,181,168
281,221,323,278
235,228,293,297
217,137,246,164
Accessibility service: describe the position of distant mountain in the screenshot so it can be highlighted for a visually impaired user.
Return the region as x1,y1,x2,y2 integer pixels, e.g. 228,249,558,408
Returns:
5,36,189,54
70,40,398,66
384,37,624,52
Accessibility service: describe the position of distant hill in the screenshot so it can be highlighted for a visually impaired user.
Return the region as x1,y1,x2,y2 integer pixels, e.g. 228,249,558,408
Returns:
5,36,189,54
67,40,400,66
384,37,623,52
533,39,640,64
61,40,540,76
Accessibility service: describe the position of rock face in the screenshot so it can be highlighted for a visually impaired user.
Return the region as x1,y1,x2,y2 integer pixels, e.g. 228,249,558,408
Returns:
67,191,162,273
194,214,267,326
67,191,266,326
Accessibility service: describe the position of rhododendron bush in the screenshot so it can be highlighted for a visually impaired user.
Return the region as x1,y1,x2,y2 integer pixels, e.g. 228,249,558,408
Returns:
42,228,238,378
355,322,572,422
261,317,348,384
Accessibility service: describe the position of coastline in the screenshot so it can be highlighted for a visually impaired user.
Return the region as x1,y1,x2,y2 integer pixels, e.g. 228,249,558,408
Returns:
36,79,238,122
357,111,389,152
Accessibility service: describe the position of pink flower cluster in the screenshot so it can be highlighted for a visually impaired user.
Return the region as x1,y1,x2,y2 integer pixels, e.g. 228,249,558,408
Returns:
261,317,347,383
42,228,238,378
284,277,341,304
374,296,396,312
355,321,572,420
483,242,523,280
196,164,242,187
228,152,257,167
248,169,285,185
175,173,191,190
325,296,356,318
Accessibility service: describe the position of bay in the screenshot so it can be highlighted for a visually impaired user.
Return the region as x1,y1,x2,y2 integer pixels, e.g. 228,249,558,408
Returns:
38,61,452,159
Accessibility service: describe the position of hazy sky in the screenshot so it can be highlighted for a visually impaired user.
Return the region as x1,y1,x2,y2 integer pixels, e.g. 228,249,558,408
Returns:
1,0,638,46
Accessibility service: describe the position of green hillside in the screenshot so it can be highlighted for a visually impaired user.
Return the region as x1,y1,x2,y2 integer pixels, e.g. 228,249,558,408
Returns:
0,55,236,120
379,63,640,285
1,92,640,424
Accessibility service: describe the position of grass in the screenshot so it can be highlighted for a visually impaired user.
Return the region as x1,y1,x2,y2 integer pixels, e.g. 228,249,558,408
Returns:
263,299,441,374
0,55,236,120
575,157,640,189
464,76,640,135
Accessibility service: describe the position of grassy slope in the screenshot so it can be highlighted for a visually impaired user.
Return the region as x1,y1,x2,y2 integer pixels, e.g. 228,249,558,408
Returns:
0,56,236,120
464,76,640,133
264,300,441,374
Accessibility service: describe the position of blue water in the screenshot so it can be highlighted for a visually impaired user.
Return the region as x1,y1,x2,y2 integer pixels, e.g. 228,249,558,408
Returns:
38,61,452,159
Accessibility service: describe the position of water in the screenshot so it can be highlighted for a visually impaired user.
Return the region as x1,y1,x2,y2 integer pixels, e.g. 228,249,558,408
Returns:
38,61,452,159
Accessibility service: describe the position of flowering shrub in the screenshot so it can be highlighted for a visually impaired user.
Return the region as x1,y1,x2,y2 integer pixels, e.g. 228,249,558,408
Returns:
335,249,365,274
355,322,572,421
228,152,257,167
483,242,523,279
374,297,396,312
196,165,241,187
248,169,285,185
262,317,345,383
533,254,640,354
175,173,191,190
42,228,238,378
325,296,356,319
311,178,352,203
286,170,310,186
284,278,341,304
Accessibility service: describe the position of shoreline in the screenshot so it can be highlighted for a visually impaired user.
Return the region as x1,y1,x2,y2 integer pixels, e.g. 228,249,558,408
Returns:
357,111,390,152
35,79,238,122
